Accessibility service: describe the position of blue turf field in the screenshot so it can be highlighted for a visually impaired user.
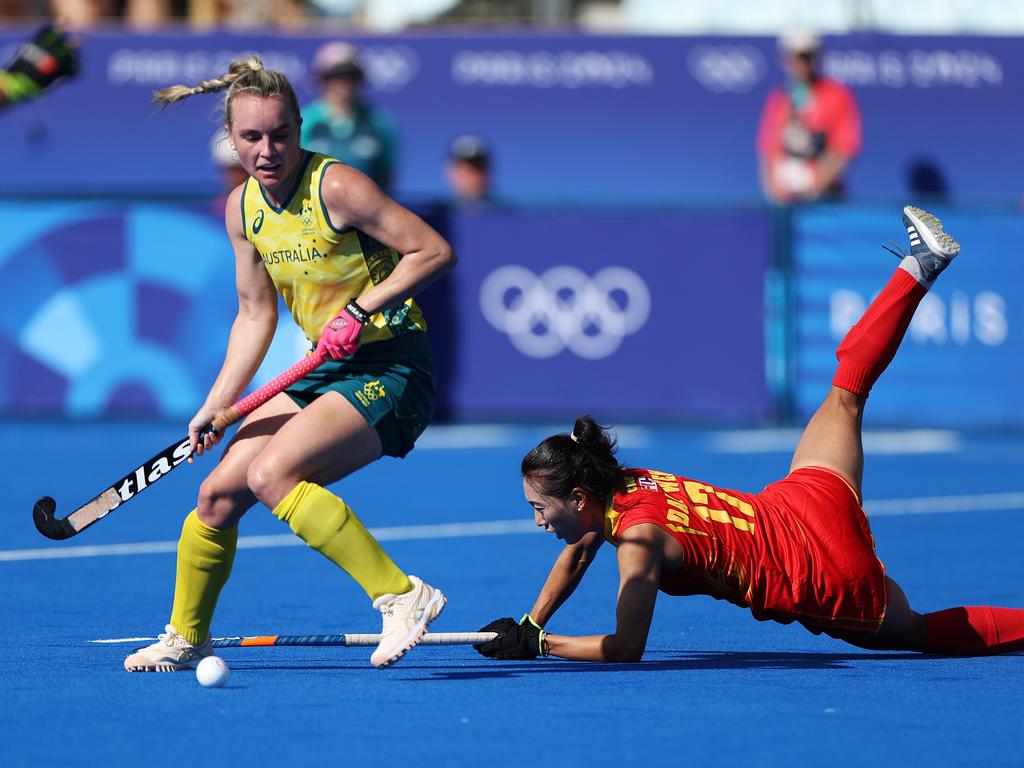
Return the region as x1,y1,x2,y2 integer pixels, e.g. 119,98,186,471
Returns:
2,421,1023,767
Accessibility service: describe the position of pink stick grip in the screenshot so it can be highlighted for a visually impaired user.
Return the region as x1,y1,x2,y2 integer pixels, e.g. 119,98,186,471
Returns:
210,351,327,434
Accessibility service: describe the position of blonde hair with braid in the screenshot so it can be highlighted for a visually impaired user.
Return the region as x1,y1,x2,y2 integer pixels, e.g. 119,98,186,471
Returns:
152,55,301,127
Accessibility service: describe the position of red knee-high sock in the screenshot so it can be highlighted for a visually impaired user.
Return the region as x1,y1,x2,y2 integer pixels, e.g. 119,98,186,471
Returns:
832,268,928,396
924,606,1024,655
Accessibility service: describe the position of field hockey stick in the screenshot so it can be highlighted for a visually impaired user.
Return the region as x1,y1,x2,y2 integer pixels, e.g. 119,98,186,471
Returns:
91,632,498,647
33,351,328,541
212,632,498,647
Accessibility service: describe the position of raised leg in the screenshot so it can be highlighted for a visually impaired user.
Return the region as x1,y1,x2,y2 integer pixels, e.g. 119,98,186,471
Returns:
789,206,960,498
790,387,866,496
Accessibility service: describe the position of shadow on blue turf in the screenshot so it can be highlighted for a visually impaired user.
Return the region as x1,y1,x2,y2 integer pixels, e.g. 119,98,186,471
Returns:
407,652,948,680
227,651,946,679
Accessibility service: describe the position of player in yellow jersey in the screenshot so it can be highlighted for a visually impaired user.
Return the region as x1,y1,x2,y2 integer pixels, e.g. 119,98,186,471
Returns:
475,208,1024,662
124,56,454,672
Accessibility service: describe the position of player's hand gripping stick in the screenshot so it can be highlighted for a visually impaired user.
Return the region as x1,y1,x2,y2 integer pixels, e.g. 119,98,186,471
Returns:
474,615,547,660
32,351,328,541
315,300,369,360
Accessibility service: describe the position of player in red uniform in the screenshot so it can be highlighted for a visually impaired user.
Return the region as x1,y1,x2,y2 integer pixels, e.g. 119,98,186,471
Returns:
475,205,1024,662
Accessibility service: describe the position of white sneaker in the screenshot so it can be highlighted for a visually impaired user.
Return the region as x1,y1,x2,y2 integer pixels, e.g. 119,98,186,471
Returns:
123,624,215,672
370,575,446,668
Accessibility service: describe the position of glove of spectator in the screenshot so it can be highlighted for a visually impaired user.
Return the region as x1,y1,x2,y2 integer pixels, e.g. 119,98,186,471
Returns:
315,301,369,360
0,25,78,104
474,614,546,660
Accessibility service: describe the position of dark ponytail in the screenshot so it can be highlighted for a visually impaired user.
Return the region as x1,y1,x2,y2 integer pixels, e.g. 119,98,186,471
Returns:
521,415,623,503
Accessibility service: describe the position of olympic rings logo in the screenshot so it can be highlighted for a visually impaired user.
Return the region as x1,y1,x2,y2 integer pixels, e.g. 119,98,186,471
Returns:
479,265,652,360
686,45,765,93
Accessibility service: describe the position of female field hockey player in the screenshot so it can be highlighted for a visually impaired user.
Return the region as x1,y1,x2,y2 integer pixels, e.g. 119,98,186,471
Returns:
125,56,454,671
475,206,1024,662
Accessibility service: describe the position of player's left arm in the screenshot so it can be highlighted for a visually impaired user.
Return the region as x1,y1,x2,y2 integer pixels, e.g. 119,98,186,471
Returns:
320,163,455,315
543,524,664,663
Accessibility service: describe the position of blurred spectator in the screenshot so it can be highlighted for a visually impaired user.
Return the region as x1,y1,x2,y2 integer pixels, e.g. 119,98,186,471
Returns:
0,24,78,111
300,41,398,191
756,30,861,204
44,0,307,28
209,127,248,217
445,133,493,206
906,157,950,202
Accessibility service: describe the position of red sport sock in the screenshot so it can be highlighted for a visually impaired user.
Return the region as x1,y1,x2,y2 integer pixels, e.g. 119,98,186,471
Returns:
924,606,1024,655
832,268,928,396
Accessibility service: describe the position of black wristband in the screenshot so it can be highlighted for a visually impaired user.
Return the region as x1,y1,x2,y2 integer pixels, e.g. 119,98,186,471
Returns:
345,300,370,324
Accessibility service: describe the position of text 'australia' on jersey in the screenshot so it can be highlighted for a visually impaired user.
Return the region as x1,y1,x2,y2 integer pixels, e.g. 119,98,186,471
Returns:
241,152,426,345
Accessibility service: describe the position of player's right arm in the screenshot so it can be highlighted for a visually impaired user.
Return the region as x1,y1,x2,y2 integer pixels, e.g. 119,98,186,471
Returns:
188,184,278,457
543,523,664,662
527,531,604,626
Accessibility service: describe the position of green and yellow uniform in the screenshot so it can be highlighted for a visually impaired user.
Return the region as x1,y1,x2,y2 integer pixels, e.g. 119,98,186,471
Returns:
241,151,425,347
241,151,435,459
169,153,437,645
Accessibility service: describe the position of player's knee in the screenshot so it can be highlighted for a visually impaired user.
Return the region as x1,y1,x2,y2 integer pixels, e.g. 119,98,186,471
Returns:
246,452,292,509
197,477,246,528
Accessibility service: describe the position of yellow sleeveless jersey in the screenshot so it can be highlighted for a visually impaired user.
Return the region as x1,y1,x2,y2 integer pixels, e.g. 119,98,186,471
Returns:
241,152,426,345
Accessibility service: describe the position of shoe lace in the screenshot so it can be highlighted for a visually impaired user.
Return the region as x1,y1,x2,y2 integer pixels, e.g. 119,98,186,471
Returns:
882,240,908,260
159,625,184,648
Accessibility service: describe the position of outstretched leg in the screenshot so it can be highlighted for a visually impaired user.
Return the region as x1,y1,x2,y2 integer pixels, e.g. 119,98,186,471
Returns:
790,206,960,497
845,576,1024,655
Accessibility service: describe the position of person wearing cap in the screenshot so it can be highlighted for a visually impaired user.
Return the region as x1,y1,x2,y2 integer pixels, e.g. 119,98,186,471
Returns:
756,30,861,203
445,133,493,206
301,41,398,191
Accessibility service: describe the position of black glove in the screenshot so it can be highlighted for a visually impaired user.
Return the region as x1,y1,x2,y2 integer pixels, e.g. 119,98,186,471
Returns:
474,615,547,660
0,25,79,104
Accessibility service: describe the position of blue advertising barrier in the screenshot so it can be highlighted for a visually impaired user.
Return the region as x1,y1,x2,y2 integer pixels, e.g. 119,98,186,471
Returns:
792,205,1024,427
444,208,773,420
0,201,773,421
0,30,1021,204
0,200,311,417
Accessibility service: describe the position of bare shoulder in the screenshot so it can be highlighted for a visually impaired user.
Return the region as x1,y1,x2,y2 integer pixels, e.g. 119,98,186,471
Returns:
224,182,248,234
320,162,388,230
320,162,383,206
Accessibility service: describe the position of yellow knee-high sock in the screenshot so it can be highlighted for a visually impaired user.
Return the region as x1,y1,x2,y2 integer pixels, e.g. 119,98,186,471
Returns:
169,510,238,646
273,481,412,600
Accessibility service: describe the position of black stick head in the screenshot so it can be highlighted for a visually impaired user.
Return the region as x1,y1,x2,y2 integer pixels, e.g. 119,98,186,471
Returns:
33,496,76,540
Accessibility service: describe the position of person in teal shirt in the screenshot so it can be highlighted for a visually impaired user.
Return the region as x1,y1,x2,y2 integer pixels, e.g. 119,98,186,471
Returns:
301,42,398,192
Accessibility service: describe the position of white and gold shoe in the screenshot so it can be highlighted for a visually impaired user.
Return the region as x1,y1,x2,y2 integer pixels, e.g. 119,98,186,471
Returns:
370,576,446,668
123,624,214,672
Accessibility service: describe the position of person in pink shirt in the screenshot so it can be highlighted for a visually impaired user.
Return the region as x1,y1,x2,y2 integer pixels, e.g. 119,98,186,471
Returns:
757,31,861,203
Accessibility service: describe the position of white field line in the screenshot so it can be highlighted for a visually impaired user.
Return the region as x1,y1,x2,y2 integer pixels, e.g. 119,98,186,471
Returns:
0,518,540,563
709,429,961,455
4,492,1024,565
863,491,1024,517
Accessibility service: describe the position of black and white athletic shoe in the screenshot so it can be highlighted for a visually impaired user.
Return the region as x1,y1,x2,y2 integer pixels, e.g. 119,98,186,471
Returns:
899,205,961,283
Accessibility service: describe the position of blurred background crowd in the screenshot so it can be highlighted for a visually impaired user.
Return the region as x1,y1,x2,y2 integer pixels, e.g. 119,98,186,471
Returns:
4,1,1024,32
0,1,1022,429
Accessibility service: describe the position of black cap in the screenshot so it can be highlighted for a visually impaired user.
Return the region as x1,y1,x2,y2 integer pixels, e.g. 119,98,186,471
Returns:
449,134,490,169
312,41,365,81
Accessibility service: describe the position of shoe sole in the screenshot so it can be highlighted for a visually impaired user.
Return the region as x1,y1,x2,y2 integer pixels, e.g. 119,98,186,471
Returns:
904,205,961,259
372,589,447,669
124,662,196,672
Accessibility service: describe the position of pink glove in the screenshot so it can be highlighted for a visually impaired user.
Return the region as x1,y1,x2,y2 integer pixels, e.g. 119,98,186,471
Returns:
316,301,369,360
